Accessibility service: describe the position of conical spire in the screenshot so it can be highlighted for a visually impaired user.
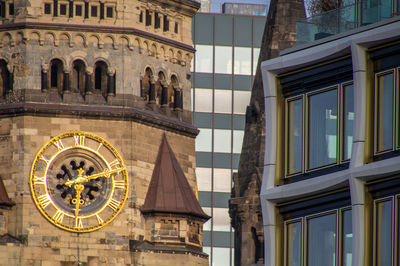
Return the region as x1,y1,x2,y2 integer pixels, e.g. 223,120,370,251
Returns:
142,134,209,220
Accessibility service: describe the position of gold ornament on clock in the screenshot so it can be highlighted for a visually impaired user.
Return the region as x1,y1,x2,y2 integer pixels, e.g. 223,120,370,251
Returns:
30,131,128,233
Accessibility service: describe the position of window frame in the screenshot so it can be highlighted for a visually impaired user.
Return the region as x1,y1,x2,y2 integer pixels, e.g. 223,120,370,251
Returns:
75,3,83,17
374,69,397,155
44,2,52,15
283,207,351,266
372,196,396,266
284,82,353,178
90,4,99,18
59,2,68,16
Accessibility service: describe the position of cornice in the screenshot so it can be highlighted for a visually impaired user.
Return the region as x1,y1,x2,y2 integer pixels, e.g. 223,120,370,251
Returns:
0,102,199,137
0,22,195,52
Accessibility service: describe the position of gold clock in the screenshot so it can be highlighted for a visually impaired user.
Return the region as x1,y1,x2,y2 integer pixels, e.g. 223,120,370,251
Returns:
30,131,128,233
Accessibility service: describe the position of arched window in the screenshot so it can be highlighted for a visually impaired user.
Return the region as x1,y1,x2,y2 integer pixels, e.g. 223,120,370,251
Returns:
0,60,11,98
49,59,63,90
93,61,108,95
141,67,153,102
170,75,182,109
71,60,86,94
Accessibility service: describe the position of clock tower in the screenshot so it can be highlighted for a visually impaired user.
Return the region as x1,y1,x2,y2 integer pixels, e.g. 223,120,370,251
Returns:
0,0,209,265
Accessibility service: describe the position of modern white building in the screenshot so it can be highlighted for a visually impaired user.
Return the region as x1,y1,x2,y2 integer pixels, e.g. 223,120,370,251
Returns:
260,2,400,265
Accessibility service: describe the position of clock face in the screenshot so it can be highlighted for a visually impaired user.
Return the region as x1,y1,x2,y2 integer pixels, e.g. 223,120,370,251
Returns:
30,131,128,233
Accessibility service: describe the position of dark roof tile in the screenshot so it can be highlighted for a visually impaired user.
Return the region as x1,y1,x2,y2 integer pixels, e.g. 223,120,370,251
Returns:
141,134,209,220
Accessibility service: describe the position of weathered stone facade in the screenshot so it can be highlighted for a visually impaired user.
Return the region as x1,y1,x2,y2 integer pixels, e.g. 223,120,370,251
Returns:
229,0,305,264
0,0,208,265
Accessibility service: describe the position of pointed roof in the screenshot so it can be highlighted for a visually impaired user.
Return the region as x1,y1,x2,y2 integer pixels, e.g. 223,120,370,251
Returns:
141,134,209,220
0,176,13,208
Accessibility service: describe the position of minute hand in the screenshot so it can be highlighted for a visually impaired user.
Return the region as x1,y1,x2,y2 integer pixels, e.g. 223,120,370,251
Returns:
84,167,125,182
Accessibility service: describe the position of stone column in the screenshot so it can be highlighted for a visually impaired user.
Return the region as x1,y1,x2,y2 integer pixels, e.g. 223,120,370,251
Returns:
149,78,156,104
63,71,70,93
107,69,115,96
161,83,168,106
41,69,48,92
85,69,92,95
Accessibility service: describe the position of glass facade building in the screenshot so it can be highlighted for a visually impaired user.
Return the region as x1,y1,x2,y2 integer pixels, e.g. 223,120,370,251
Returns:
191,13,266,266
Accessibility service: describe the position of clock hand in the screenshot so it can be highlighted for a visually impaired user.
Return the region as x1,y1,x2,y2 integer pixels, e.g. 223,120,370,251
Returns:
83,167,126,182
72,183,84,228
64,167,125,187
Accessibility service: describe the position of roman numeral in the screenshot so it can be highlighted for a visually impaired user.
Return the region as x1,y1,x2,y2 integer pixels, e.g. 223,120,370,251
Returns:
53,210,64,223
75,217,83,229
74,135,85,147
33,175,46,185
39,155,49,165
109,159,120,169
108,199,120,212
52,139,65,151
37,194,52,208
96,214,104,224
113,180,126,190
96,143,103,152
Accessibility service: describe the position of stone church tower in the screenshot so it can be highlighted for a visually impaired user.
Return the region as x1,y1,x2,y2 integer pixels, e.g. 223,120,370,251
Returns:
0,0,209,265
229,0,305,265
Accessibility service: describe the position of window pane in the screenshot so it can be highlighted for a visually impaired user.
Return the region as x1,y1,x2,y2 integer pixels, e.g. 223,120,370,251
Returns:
215,46,232,74
233,130,244,154
375,200,392,266
376,72,394,153
343,84,354,160
213,168,232,193
195,45,213,73
215,90,232,114
342,209,353,266
234,91,251,114
212,208,231,231
214,129,231,153
196,167,211,191
196,128,212,152
194,88,213,112
308,89,337,169
307,213,337,266
234,47,252,75
287,98,303,175
286,221,302,266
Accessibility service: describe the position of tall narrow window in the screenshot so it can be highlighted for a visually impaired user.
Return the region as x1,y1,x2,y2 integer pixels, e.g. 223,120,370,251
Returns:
163,15,169,31
174,22,179,33
93,61,108,94
44,3,51,14
154,12,160,29
59,3,67,16
343,83,354,160
106,6,113,18
308,88,338,169
374,199,393,266
375,71,394,153
91,5,98,17
145,10,151,26
341,209,353,266
71,60,85,93
95,66,102,90
285,220,302,266
75,4,82,16
9,3,14,15
307,213,336,266
139,11,143,23
0,60,10,97
286,98,303,175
